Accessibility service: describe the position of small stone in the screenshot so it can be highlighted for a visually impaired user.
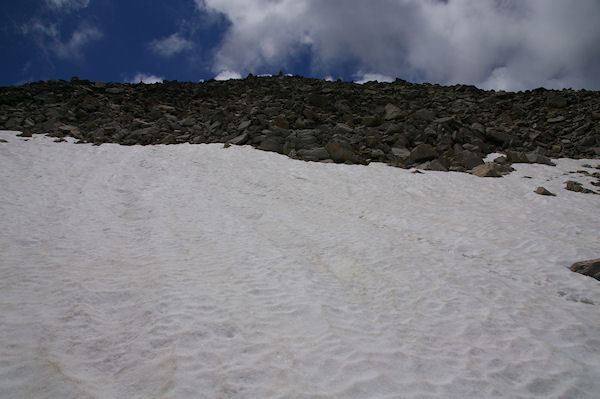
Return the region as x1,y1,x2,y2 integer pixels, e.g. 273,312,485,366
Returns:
534,186,556,196
570,258,600,281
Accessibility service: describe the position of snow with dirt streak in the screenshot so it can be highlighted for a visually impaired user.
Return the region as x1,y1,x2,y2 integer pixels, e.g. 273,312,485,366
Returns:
1,130,600,398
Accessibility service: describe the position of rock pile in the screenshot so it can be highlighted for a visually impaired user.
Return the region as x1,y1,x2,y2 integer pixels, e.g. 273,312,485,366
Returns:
1,75,599,173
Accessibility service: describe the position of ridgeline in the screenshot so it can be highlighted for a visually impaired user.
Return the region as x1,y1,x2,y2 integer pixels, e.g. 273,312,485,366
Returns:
1,75,599,173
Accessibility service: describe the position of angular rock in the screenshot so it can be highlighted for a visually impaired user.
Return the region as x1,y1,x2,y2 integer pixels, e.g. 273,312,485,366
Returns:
413,109,436,122
547,95,568,108
238,120,252,130
471,162,502,177
526,152,556,166
570,259,600,281
228,132,248,146
326,140,356,163
506,151,529,163
547,116,565,124
105,87,124,94
484,127,510,145
384,103,403,120
408,144,438,163
456,150,484,169
297,147,330,162
423,159,448,172
391,147,411,158
180,117,195,127
258,135,284,153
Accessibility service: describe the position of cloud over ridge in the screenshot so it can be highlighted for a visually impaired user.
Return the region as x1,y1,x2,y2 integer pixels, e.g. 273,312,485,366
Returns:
198,0,600,90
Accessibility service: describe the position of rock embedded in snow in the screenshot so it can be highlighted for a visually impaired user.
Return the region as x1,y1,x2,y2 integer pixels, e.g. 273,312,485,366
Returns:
471,162,502,177
565,180,596,194
570,259,600,281
534,186,556,196
526,152,556,166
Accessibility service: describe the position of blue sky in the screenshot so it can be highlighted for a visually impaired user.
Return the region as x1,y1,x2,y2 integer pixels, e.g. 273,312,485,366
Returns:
2,0,599,90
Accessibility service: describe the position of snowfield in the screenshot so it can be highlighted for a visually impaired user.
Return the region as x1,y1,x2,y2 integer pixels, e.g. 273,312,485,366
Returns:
1,130,599,398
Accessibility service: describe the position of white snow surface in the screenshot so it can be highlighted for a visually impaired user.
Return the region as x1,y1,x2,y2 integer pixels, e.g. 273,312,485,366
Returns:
1,130,600,398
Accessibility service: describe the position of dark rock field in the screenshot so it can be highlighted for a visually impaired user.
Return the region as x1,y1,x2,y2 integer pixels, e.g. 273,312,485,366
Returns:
1,74,599,174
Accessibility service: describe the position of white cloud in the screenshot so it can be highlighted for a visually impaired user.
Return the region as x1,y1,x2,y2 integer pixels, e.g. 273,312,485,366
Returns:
129,73,164,84
54,25,102,59
44,0,90,11
355,73,395,84
149,33,193,58
22,21,102,60
214,70,242,80
197,0,600,90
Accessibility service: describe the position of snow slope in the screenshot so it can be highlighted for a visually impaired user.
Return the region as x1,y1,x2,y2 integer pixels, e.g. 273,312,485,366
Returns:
1,130,599,398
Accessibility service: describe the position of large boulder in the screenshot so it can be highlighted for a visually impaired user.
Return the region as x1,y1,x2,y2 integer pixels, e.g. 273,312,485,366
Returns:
570,259,600,281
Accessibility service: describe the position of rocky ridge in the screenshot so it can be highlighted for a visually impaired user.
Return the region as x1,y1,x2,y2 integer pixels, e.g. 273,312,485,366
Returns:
1,75,599,174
